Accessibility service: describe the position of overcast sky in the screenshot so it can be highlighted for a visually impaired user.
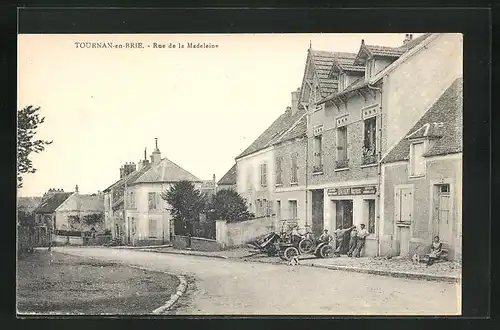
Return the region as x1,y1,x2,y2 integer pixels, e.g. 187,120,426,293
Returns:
17,33,422,197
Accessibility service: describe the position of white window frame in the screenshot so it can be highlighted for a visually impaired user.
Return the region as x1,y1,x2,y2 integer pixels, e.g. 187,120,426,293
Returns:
409,140,427,178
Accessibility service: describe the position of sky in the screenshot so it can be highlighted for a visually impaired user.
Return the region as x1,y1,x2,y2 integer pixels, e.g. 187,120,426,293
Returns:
17,33,422,197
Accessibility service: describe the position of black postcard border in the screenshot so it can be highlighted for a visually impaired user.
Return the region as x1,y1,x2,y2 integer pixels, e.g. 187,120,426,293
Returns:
2,5,492,324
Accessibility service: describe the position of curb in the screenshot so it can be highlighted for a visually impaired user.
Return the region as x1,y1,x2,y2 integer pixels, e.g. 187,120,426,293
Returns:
112,244,172,250
240,257,460,283
306,263,461,283
136,248,230,260
129,265,188,314
132,248,461,284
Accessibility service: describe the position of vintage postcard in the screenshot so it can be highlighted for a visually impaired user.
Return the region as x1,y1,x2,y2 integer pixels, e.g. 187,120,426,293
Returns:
17,32,463,316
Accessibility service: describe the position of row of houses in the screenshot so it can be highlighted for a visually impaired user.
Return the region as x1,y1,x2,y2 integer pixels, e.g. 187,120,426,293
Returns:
102,139,217,246
218,33,463,260
17,186,106,247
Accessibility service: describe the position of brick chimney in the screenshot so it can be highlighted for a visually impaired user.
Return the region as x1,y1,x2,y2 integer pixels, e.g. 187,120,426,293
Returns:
151,138,162,165
403,34,413,45
42,188,65,201
291,88,300,115
120,162,137,179
137,147,150,171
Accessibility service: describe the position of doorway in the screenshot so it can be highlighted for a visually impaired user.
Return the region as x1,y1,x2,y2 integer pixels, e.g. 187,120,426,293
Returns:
435,184,451,244
336,200,353,253
395,187,413,256
311,190,324,236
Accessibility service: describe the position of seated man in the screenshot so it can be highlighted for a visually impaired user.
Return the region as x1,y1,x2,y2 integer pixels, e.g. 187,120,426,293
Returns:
318,229,332,244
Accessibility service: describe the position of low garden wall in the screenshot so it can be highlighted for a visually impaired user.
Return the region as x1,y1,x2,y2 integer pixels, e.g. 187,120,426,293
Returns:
191,237,222,252
172,235,189,249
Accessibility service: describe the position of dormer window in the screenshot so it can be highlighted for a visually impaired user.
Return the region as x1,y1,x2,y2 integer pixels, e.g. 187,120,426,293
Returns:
410,141,426,177
365,59,375,80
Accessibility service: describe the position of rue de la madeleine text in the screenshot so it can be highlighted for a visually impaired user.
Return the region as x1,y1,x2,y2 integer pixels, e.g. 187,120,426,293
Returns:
74,42,219,49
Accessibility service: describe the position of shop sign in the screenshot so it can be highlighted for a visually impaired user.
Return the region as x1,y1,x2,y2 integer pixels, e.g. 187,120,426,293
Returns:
327,185,377,196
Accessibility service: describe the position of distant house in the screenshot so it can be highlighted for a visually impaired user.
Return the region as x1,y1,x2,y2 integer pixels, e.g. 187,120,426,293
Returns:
55,188,105,234
33,189,73,231
33,187,105,245
104,139,215,246
103,160,152,244
217,164,237,191
235,89,305,219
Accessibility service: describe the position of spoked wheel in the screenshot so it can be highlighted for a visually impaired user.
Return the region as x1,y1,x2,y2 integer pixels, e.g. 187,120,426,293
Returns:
320,244,334,258
283,246,299,261
298,238,314,253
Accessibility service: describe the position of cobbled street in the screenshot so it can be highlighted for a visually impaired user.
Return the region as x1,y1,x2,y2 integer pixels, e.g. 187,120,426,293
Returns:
52,247,461,315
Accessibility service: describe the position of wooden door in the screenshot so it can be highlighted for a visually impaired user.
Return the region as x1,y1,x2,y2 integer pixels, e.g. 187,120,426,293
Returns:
311,190,324,235
437,186,451,244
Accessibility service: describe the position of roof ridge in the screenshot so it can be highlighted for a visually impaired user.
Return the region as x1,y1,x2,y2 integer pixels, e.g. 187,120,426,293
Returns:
161,157,202,182
272,112,307,146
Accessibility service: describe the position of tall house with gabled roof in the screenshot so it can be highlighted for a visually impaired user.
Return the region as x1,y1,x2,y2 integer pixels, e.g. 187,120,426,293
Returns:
103,139,214,246
307,33,462,257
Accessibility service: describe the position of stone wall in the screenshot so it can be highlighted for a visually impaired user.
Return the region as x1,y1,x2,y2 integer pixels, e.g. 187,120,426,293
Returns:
216,215,276,248
191,237,222,252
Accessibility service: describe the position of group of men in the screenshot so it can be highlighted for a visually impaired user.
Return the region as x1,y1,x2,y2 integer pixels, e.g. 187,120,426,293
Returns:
318,223,369,258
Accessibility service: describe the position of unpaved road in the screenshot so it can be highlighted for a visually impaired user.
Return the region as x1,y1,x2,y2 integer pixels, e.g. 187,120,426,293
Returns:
51,247,461,315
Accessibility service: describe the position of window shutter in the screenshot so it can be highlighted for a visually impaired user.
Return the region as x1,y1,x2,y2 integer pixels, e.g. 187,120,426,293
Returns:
395,191,401,222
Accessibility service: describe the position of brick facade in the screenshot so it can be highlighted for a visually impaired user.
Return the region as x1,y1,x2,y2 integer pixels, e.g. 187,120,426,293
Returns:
381,155,462,260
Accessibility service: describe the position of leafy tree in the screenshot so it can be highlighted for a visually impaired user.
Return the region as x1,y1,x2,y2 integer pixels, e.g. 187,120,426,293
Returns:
17,209,35,227
208,189,254,223
161,181,207,236
17,106,53,188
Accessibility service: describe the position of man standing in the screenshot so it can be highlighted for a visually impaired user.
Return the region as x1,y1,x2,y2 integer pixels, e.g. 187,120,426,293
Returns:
347,226,358,257
333,225,356,257
353,223,369,257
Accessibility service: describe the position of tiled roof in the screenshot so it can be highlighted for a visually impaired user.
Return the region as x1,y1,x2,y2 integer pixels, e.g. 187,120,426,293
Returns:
34,192,73,214
318,77,368,105
383,77,463,163
78,194,105,212
131,158,201,184
236,108,307,159
400,33,433,51
310,51,357,97
355,33,433,65
103,163,152,192
218,164,237,185
272,113,307,145
17,197,42,213
365,45,406,58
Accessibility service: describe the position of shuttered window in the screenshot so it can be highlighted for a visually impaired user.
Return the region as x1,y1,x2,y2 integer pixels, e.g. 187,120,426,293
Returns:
260,163,267,187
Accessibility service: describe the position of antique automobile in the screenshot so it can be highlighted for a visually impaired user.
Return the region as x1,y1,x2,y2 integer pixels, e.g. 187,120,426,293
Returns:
247,232,282,256
277,236,334,261
313,241,334,258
